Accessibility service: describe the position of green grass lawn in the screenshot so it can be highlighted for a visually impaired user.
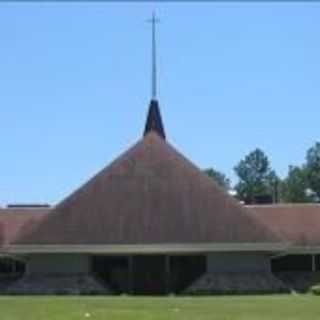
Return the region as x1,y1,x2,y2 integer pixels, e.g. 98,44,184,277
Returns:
0,295,319,320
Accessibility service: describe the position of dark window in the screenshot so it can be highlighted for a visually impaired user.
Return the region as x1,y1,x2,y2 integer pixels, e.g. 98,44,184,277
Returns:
272,255,312,272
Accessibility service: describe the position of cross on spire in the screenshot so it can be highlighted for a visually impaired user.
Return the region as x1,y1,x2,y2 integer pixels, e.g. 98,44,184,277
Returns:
148,12,159,100
143,12,166,140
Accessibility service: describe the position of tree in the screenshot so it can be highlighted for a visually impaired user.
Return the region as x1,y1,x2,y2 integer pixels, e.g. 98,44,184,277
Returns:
234,148,277,204
281,165,315,203
204,168,231,191
306,142,320,200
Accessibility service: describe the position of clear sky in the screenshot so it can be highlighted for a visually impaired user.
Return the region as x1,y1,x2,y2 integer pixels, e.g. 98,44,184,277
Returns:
0,3,319,205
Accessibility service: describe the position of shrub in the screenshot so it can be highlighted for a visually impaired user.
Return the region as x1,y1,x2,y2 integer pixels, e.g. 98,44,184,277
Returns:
310,285,320,295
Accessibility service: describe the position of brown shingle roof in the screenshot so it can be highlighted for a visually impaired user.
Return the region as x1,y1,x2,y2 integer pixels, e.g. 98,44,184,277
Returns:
0,208,49,247
15,133,281,245
247,204,320,246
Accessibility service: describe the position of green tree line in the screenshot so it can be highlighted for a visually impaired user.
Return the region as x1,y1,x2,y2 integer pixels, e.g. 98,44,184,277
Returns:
204,142,320,204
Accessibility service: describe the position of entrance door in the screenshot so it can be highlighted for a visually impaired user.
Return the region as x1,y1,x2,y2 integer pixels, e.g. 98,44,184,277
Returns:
133,256,166,295
170,255,206,293
92,256,129,293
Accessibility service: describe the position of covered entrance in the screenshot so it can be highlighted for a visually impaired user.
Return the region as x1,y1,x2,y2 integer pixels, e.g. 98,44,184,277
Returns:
132,256,166,295
92,254,206,295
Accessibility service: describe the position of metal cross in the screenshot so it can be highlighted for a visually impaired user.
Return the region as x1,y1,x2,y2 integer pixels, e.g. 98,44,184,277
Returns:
147,12,160,100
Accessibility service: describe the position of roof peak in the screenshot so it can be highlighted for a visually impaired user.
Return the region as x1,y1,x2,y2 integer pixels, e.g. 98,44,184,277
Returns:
143,99,166,139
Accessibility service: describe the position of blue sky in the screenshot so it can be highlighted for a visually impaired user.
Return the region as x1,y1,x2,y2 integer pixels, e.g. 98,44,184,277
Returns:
0,3,319,205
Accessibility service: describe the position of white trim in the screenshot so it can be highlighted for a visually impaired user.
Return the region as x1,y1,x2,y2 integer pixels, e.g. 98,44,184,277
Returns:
4,243,320,256
283,246,320,254
2,243,288,255
246,203,320,208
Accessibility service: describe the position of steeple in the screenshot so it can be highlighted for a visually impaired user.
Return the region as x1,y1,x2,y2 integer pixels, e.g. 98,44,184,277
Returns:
144,12,166,140
144,99,166,139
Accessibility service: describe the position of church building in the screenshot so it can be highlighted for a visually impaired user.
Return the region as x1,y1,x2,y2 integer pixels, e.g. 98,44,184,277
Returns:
1,15,320,295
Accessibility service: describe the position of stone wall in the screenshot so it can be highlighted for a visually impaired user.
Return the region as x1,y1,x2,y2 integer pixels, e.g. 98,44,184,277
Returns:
1,254,112,295
184,272,289,295
5,274,111,295
276,272,320,293
182,253,285,294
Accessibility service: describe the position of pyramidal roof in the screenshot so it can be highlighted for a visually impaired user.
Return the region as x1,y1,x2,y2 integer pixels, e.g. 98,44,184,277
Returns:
15,104,282,246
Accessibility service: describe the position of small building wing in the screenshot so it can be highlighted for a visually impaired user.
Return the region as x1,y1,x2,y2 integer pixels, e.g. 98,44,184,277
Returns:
0,208,49,247
248,204,320,247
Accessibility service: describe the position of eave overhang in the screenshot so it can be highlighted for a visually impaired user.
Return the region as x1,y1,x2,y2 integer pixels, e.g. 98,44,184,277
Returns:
2,242,288,255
